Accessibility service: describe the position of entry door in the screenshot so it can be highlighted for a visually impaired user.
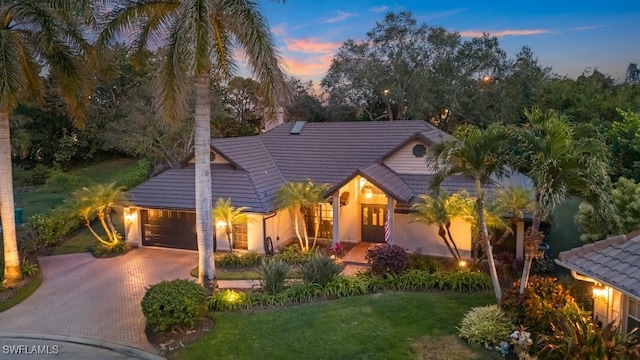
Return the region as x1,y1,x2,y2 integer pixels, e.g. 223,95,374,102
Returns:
361,204,386,243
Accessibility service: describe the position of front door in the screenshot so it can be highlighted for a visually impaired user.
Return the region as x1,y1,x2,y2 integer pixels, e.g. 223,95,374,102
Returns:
361,204,386,243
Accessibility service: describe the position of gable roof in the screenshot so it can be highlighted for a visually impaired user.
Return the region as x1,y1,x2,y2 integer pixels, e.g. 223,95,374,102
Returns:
128,120,502,213
556,231,640,300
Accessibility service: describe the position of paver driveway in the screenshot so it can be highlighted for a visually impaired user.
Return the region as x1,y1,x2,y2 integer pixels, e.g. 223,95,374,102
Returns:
0,248,197,354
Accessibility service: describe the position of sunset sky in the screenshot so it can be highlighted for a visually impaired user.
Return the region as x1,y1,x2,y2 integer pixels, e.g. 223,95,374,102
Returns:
258,0,640,84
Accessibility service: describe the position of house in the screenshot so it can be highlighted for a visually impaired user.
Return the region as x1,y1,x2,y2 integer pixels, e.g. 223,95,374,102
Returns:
555,231,640,334
124,120,512,258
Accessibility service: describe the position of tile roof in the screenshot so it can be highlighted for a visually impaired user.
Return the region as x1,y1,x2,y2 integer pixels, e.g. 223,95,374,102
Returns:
556,232,640,300
129,120,502,213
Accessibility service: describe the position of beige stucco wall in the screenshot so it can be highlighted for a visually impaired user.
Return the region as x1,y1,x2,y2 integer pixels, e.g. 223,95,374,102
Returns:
394,214,472,258
592,286,623,328
264,209,295,249
382,139,433,175
123,207,142,247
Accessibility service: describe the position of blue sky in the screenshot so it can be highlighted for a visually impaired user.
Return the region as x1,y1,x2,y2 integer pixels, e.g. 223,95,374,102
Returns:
258,1,640,84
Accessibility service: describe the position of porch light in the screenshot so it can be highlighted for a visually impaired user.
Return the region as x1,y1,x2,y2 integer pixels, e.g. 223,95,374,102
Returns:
592,284,609,301
359,177,367,189
216,220,227,228
361,186,373,199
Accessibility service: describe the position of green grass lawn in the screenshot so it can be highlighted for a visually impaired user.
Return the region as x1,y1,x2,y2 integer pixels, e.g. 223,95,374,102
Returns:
172,292,498,360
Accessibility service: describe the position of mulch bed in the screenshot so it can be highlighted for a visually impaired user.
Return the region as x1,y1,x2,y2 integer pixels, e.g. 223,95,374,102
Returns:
146,317,215,357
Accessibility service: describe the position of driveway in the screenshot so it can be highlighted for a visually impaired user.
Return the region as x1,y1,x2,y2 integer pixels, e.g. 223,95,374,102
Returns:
0,248,198,354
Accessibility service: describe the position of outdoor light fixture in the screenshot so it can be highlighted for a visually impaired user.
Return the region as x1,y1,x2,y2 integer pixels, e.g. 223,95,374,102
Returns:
216,220,227,228
458,260,467,268
592,284,609,301
359,177,367,189
361,186,373,199
124,210,137,224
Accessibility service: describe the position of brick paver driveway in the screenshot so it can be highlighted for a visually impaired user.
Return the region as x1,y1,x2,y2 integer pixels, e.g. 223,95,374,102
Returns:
0,248,197,354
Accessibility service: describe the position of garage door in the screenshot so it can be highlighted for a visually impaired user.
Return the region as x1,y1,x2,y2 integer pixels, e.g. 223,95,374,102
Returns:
141,210,202,250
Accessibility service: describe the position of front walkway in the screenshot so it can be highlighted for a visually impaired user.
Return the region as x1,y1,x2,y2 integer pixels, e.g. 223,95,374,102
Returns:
0,248,197,354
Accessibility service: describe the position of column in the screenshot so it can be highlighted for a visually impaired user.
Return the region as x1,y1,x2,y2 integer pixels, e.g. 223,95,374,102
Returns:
332,192,340,247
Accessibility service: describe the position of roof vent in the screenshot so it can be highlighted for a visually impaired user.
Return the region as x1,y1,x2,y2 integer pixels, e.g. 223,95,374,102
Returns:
290,120,307,135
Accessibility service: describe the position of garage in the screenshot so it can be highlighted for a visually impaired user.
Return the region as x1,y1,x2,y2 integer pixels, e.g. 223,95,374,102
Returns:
140,209,203,250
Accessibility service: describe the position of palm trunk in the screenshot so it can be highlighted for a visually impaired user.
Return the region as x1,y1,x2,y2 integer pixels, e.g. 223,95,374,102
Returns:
194,71,215,289
312,206,320,250
475,180,502,301
226,227,233,253
0,112,22,284
300,207,309,252
98,212,115,244
85,219,110,246
105,208,119,243
293,209,304,250
438,225,459,261
519,215,542,294
444,223,462,259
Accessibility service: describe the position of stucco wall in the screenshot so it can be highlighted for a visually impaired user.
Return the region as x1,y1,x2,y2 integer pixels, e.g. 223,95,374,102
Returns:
394,214,472,258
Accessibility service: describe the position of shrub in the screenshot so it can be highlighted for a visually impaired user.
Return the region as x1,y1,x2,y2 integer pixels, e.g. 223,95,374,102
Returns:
444,270,493,292
28,207,78,246
141,279,207,332
91,241,128,258
272,244,317,265
282,282,323,303
458,305,513,348
500,276,585,336
531,256,555,274
16,226,46,260
208,289,252,311
20,260,40,277
300,253,343,286
45,170,83,193
259,259,291,295
323,275,373,298
538,315,640,360
395,269,438,290
365,243,409,276
120,158,152,190
407,253,443,272
13,164,52,186
215,251,263,268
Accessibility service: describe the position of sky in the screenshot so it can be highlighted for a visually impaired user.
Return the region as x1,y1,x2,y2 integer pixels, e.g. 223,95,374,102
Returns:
257,0,640,85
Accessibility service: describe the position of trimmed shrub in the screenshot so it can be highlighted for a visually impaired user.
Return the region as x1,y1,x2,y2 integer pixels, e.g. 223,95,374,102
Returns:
259,259,291,295
458,305,513,348
45,170,83,193
120,158,152,190
365,243,409,276
300,253,343,286
28,207,78,246
16,226,46,259
141,279,207,332
407,253,443,273
215,251,263,268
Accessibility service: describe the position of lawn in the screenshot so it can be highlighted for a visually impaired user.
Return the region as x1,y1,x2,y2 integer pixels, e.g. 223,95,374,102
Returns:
171,291,498,360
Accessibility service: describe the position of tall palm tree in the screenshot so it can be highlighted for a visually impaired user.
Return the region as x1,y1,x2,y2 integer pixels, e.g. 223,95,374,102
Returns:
510,107,611,294
273,179,329,253
0,1,91,284
427,123,510,302
412,191,473,261
213,198,250,253
99,0,287,287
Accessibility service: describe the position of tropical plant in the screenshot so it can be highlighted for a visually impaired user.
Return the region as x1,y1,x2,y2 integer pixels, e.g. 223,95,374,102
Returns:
509,107,612,294
365,243,409,276
0,0,92,285
427,123,511,301
490,185,535,246
273,179,330,252
458,304,513,348
412,191,473,261
213,198,251,253
99,0,288,288
69,183,127,248
299,253,343,286
259,259,291,295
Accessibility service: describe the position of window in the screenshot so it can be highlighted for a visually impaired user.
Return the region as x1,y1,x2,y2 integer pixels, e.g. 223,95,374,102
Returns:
412,144,427,158
628,297,640,334
305,203,333,239
233,222,248,250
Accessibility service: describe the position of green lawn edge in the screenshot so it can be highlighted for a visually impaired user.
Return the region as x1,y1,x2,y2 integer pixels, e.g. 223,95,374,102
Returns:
0,273,43,313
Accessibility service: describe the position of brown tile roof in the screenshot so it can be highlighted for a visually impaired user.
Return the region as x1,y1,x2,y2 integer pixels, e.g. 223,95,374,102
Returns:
556,232,640,299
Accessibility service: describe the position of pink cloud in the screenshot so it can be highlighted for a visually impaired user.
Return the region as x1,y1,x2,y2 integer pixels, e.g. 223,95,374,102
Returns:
271,23,287,37
284,38,342,53
282,55,334,77
459,29,550,37
323,11,356,24
570,25,605,31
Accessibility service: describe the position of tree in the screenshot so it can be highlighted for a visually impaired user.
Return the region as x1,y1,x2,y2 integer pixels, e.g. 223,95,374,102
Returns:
490,185,535,247
412,191,473,261
0,0,91,284
70,183,127,247
212,198,250,253
100,0,287,288
626,63,640,85
607,109,640,182
426,123,510,301
510,107,612,294
273,180,329,253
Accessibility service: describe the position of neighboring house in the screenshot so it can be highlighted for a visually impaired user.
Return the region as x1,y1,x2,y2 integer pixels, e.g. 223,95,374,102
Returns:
555,231,640,334
124,120,513,258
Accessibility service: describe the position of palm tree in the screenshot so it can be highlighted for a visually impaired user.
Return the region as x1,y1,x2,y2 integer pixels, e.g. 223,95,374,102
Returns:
99,0,287,287
427,123,511,302
510,107,611,294
0,1,91,284
490,185,535,246
213,198,250,253
412,191,473,261
70,183,128,247
273,180,329,253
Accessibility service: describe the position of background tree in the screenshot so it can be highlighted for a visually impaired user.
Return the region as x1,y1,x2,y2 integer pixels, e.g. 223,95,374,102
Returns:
509,107,612,294
427,123,510,301
213,198,250,253
284,76,327,123
626,63,640,85
273,180,329,253
1,0,91,284
100,0,287,288
607,109,640,182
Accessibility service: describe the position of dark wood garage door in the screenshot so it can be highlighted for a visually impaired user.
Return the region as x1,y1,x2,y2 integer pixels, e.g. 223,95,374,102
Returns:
141,210,202,250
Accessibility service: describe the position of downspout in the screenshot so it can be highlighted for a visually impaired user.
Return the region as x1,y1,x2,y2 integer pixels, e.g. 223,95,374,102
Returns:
263,212,277,254
571,270,599,284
